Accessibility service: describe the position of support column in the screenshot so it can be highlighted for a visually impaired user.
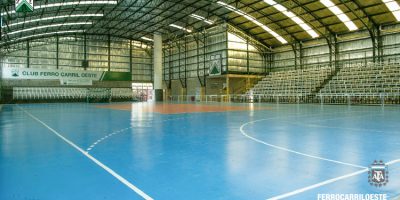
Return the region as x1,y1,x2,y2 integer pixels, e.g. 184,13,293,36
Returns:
328,35,339,69
246,39,249,74
108,34,111,71
27,40,30,68
129,40,133,73
83,33,87,70
246,77,251,91
292,42,303,70
56,35,59,69
153,34,163,101
199,86,206,101
226,76,230,96
372,26,383,64
267,52,273,73
180,87,187,97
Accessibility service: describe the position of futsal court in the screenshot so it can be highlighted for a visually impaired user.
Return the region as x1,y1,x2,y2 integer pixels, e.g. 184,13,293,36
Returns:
1,102,399,200
2,0,400,199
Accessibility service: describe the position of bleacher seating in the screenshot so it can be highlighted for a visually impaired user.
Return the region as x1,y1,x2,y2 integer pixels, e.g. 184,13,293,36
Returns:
319,63,400,104
13,87,135,102
249,66,333,103
111,88,133,100
247,62,400,105
13,87,87,101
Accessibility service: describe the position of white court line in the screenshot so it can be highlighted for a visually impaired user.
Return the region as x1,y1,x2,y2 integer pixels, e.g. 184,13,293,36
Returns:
240,111,368,169
86,116,193,152
267,159,400,200
17,105,153,200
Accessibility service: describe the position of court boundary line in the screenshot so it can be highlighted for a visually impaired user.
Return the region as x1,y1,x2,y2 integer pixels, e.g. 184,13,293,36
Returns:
17,105,153,200
240,111,368,169
267,159,400,200
86,116,192,152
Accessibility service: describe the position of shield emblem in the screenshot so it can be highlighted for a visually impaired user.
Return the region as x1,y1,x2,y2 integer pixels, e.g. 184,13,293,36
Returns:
368,160,389,187
371,168,386,183
11,68,19,77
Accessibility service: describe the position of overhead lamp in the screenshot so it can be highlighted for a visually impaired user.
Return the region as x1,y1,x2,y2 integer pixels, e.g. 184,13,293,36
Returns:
1,30,84,44
141,37,153,41
5,22,92,36
4,14,103,28
190,14,214,25
169,24,192,33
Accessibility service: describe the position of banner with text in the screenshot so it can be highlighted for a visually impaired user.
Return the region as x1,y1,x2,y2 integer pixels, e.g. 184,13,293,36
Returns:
2,67,131,82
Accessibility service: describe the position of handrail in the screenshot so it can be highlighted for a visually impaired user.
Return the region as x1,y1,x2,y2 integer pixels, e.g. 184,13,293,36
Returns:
166,93,400,105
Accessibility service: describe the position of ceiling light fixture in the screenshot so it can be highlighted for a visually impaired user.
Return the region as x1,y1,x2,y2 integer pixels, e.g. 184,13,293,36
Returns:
3,14,103,28
4,22,92,36
1,30,85,44
141,36,153,41
169,24,192,33
190,14,214,25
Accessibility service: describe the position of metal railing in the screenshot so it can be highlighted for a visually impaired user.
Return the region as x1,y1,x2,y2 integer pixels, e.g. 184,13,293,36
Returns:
166,93,400,105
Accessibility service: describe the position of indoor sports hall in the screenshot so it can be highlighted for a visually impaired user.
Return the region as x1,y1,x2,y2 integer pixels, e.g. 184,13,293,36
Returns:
0,0,399,200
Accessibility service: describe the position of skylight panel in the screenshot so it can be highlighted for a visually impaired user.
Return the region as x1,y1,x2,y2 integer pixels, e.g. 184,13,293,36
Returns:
337,13,350,22
385,1,400,11
393,10,400,21
264,0,277,5
217,1,288,44
291,16,304,25
382,0,400,21
283,11,295,18
263,0,319,38
344,21,357,31
273,4,287,12
320,0,358,31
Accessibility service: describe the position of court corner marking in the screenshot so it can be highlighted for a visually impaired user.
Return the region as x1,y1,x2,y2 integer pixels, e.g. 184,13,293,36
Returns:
266,159,400,200
16,105,154,200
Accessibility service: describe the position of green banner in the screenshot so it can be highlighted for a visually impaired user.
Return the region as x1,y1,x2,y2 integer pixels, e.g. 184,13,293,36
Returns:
2,67,132,82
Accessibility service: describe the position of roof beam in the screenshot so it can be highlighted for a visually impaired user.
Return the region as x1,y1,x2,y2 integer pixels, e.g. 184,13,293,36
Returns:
113,0,169,37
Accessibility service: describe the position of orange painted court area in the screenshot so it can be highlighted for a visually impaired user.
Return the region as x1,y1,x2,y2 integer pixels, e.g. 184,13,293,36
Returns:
98,103,271,114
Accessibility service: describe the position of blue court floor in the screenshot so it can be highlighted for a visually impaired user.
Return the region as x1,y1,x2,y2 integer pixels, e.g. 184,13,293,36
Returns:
0,102,399,200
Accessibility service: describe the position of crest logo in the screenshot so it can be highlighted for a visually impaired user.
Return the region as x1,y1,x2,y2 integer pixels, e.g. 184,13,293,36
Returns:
11,68,19,77
209,54,221,76
368,160,389,187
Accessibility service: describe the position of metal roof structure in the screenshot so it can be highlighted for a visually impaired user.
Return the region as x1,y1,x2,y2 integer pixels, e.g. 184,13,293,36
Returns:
0,0,400,47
